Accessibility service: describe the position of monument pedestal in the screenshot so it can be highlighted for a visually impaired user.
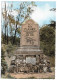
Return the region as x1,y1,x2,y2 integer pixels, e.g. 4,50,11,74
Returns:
9,47,48,73
14,46,43,55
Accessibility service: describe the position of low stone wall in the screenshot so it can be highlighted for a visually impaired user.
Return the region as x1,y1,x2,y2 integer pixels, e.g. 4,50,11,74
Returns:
9,53,52,73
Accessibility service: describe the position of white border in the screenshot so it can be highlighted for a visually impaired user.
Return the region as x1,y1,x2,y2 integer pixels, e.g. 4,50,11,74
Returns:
0,0,57,1
0,0,57,80
0,0,1,79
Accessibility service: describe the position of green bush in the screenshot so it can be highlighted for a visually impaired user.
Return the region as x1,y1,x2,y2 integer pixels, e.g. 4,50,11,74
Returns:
49,56,55,67
40,26,55,56
1,45,8,74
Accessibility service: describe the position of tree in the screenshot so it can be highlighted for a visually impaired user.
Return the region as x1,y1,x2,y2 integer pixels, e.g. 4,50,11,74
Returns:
40,25,55,56
1,44,8,74
2,2,9,44
2,1,36,45
12,2,36,44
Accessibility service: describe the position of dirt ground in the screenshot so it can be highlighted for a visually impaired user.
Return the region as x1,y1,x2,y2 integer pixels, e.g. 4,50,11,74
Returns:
1,67,55,79
9,72,55,79
8,67,55,79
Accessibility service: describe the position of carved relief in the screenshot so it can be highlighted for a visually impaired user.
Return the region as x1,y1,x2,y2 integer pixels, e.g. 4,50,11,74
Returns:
25,37,36,45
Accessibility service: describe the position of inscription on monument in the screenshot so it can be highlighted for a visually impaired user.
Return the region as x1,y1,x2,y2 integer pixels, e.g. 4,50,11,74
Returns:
24,24,37,45
24,24,36,36
20,19,40,47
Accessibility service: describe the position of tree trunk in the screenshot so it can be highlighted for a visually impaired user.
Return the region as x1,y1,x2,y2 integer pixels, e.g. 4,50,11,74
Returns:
7,26,8,44
13,24,17,44
5,26,6,43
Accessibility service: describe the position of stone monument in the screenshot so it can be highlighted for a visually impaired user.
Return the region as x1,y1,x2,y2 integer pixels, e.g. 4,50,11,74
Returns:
20,19,40,47
9,19,51,73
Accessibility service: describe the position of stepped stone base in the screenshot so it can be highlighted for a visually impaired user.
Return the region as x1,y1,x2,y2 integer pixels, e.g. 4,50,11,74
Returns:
14,47,43,55
9,47,51,73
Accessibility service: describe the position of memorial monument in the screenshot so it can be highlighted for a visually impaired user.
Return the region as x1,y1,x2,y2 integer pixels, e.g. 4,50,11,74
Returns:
20,19,40,47
9,19,51,73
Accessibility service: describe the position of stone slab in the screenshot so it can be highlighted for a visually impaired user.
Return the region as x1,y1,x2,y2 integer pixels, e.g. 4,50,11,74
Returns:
20,19,40,47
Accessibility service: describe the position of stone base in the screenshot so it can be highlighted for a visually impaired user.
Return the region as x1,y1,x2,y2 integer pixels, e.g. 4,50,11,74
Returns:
9,47,51,73
14,47,43,55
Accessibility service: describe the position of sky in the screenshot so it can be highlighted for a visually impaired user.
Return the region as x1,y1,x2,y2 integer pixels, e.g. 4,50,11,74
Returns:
31,1,56,26
2,1,56,27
